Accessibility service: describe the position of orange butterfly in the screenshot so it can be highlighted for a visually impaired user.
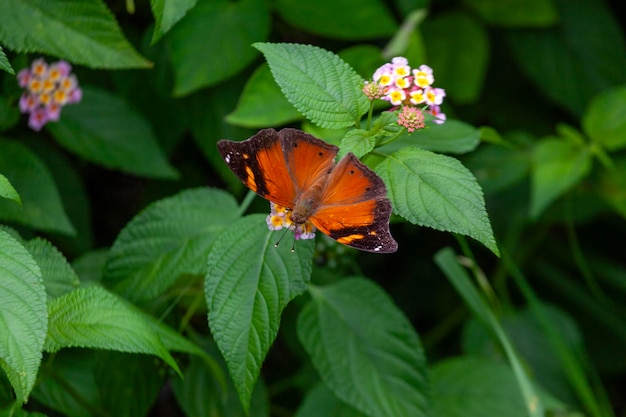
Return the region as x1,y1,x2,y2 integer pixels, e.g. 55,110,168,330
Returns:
217,128,397,253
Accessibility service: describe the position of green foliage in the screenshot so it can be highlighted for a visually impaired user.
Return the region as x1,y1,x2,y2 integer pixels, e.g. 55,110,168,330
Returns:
1,0,625,416
0,0,150,69
253,43,370,129
298,278,429,417
0,231,46,404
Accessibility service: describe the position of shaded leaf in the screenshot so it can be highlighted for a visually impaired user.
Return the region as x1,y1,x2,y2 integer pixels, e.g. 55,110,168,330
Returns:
0,172,20,205
254,42,370,129
205,214,313,411
507,0,626,115
72,249,108,283
169,0,270,96
295,383,369,417
273,0,397,40
45,285,180,375
530,138,591,218
0,0,150,69
149,0,198,43
422,12,489,104
0,231,47,404
0,139,75,235
226,64,303,128
103,188,239,302
462,0,558,26
47,87,178,179
297,277,429,417
376,147,499,255
583,85,626,151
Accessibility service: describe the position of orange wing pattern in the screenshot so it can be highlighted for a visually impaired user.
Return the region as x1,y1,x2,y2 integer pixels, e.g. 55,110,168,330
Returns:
311,153,397,253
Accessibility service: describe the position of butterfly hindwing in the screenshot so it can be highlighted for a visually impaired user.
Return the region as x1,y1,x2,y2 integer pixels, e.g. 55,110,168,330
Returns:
311,153,397,253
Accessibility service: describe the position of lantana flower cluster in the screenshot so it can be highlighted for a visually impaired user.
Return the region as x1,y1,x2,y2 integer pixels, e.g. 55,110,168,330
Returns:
363,56,447,131
17,58,82,131
266,202,316,241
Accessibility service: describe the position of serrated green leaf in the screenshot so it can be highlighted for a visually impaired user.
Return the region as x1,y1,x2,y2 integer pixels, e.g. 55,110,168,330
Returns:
0,173,20,206
297,277,429,417
46,87,178,179
422,11,489,104
0,45,14,74
253,43,370,129
149,0,198,43
205,214,314,411
338,129,377,160
530,138,592,218
462,0,558,26
226,64,303,128
25,238,80,300
506,0,626,115
169,0,270,96
296,383,370,417
273,0,397,40
583,85,626,151
376,147,499,255
0,231,47,404
45,285,180,375
431,356,528,417
380,119,481,154
0,0,150,69
0,139,75,235
103,188,239,302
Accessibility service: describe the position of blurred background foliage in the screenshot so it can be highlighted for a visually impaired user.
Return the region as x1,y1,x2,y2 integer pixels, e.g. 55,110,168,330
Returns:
1,0,626,415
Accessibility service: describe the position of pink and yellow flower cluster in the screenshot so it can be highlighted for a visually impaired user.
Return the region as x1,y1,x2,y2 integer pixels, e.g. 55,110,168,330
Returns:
364,56,447,129
266,202,316,241
17,58,82,131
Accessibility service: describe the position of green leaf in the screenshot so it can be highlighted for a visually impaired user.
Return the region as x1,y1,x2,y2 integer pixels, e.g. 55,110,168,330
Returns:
103,188,239,302
376,147,499,255
530,138,592,218
0,45,14,74
462,0,558,26
0,139,75,235
582,85,626,151
421,11,489,104
149,0,198,43
0,96,20,132
25,238,80,300
296,383,369,417
226,63,303,128
431,356,528,417
172,338,269,417
380,119,481,155
0,173,20,206
47,87,178,179
45,285,180,375
0,0,150,69
72,249,108,283
273,0,397,40
205,214,313,411
339,129,377,160
506,0,626,115
253,43,370,129
599,156,626,219
434,248,544,417
169,0,270,96
0,231,47,404
297,277,429,417
463,143,531,195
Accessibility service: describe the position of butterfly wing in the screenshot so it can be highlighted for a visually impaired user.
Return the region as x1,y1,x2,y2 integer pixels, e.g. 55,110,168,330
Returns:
310,153,398,253
217,128,338,208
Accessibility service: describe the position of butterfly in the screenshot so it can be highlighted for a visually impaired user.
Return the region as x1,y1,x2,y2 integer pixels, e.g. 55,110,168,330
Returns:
217,128,397,253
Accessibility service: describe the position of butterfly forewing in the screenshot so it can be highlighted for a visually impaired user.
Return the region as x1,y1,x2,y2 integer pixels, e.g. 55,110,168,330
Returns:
217,129,296,208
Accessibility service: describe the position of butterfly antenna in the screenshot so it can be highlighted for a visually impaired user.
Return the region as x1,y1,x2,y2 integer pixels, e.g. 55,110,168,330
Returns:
274,227,291,248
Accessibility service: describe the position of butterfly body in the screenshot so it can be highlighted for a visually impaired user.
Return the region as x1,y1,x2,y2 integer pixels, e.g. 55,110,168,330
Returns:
217,128,397,253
